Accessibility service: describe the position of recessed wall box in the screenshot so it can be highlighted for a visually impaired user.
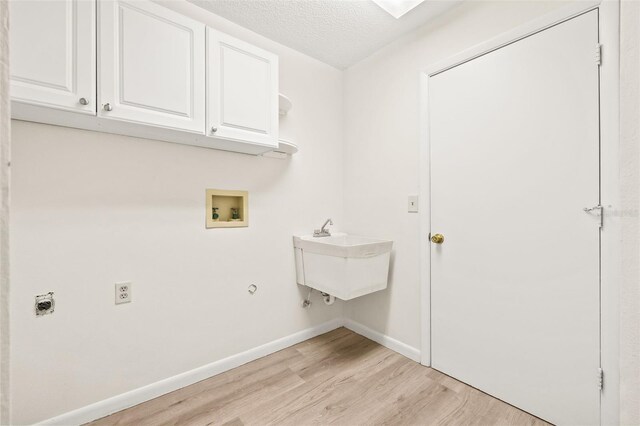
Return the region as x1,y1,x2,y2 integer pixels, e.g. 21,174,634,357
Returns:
205,189,249,228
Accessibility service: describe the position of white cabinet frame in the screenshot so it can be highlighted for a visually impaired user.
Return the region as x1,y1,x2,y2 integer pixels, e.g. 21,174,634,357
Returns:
10,0,282,156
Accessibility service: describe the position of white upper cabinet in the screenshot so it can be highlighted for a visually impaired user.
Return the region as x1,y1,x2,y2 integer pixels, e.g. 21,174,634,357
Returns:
208,29,279,148
10,0,96,114
10,0,283,155
99,0,205,133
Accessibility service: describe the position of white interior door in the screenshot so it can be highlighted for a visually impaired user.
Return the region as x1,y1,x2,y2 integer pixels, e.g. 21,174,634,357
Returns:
10,0,95,114
99,0,205,132
429,11,600,425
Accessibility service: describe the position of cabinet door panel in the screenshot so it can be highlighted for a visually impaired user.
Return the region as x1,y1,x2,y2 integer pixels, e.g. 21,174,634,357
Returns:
10,0,96,114
208,29,278,147
99,0,205,132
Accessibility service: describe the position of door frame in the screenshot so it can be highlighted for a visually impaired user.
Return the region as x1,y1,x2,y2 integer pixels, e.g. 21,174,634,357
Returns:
418,1,621,424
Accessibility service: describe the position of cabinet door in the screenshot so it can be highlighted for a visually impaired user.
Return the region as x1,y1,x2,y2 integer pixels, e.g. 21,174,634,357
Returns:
10,0,96,114
208,29,278,147
99,0,205,133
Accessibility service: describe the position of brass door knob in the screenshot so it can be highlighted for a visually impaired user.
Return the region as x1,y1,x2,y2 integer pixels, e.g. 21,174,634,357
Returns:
431,233,444,244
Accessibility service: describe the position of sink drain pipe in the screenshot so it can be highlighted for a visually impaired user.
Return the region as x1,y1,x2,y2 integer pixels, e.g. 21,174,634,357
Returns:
321,292,335,305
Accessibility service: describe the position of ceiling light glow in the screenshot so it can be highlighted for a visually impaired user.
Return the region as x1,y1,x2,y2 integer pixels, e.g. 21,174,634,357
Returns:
371,0,427,19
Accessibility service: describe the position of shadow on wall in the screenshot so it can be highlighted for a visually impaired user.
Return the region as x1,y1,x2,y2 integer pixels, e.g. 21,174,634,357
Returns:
380,250,395,330
348,250,395,334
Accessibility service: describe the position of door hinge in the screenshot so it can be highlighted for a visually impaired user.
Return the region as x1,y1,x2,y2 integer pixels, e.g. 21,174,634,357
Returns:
583,205,603,228
598,367,604,391
596,43,602,66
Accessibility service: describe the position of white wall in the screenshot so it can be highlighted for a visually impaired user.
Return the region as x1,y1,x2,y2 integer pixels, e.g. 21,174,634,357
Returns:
619,1,640,424
9,0,640,424
0,0,10,423
9,2,344,423
343,0,568,351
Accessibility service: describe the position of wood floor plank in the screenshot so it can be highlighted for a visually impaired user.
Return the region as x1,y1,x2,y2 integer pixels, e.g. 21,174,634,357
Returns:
239,342,397,425
90,347,303,426
307,356,424,425
352,363,456,425
88,328,550,426
171,368,304,426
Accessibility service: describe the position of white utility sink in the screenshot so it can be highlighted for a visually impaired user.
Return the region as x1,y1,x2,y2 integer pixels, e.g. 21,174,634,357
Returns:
293,233,393,300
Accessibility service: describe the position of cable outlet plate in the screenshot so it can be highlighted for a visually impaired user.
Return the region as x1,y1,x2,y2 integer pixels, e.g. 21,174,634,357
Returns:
115,282,132,305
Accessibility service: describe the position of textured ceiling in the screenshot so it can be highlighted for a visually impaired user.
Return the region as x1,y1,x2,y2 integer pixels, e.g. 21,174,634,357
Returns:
188,0,461,69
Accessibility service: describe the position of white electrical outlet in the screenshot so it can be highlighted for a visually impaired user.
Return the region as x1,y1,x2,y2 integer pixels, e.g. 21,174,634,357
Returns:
115,282,132,305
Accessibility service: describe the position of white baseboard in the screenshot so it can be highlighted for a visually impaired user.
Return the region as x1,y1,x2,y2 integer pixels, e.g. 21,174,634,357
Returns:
38,317,420,425
343,318,421,362
38,318,344,426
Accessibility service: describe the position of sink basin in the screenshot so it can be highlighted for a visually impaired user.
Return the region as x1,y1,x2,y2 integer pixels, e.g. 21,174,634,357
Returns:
293,233,393,300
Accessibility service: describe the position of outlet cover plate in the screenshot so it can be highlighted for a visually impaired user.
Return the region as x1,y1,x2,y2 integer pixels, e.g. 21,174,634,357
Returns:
115,282,132,305
408,195,419,213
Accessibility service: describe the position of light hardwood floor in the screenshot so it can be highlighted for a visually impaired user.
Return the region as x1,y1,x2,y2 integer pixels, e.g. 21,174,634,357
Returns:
89,328,549,426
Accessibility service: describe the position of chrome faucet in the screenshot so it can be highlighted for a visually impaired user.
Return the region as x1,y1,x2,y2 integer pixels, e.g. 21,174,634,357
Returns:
314,218,333,237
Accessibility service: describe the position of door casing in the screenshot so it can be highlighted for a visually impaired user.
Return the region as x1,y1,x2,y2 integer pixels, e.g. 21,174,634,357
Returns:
418,1,621,424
